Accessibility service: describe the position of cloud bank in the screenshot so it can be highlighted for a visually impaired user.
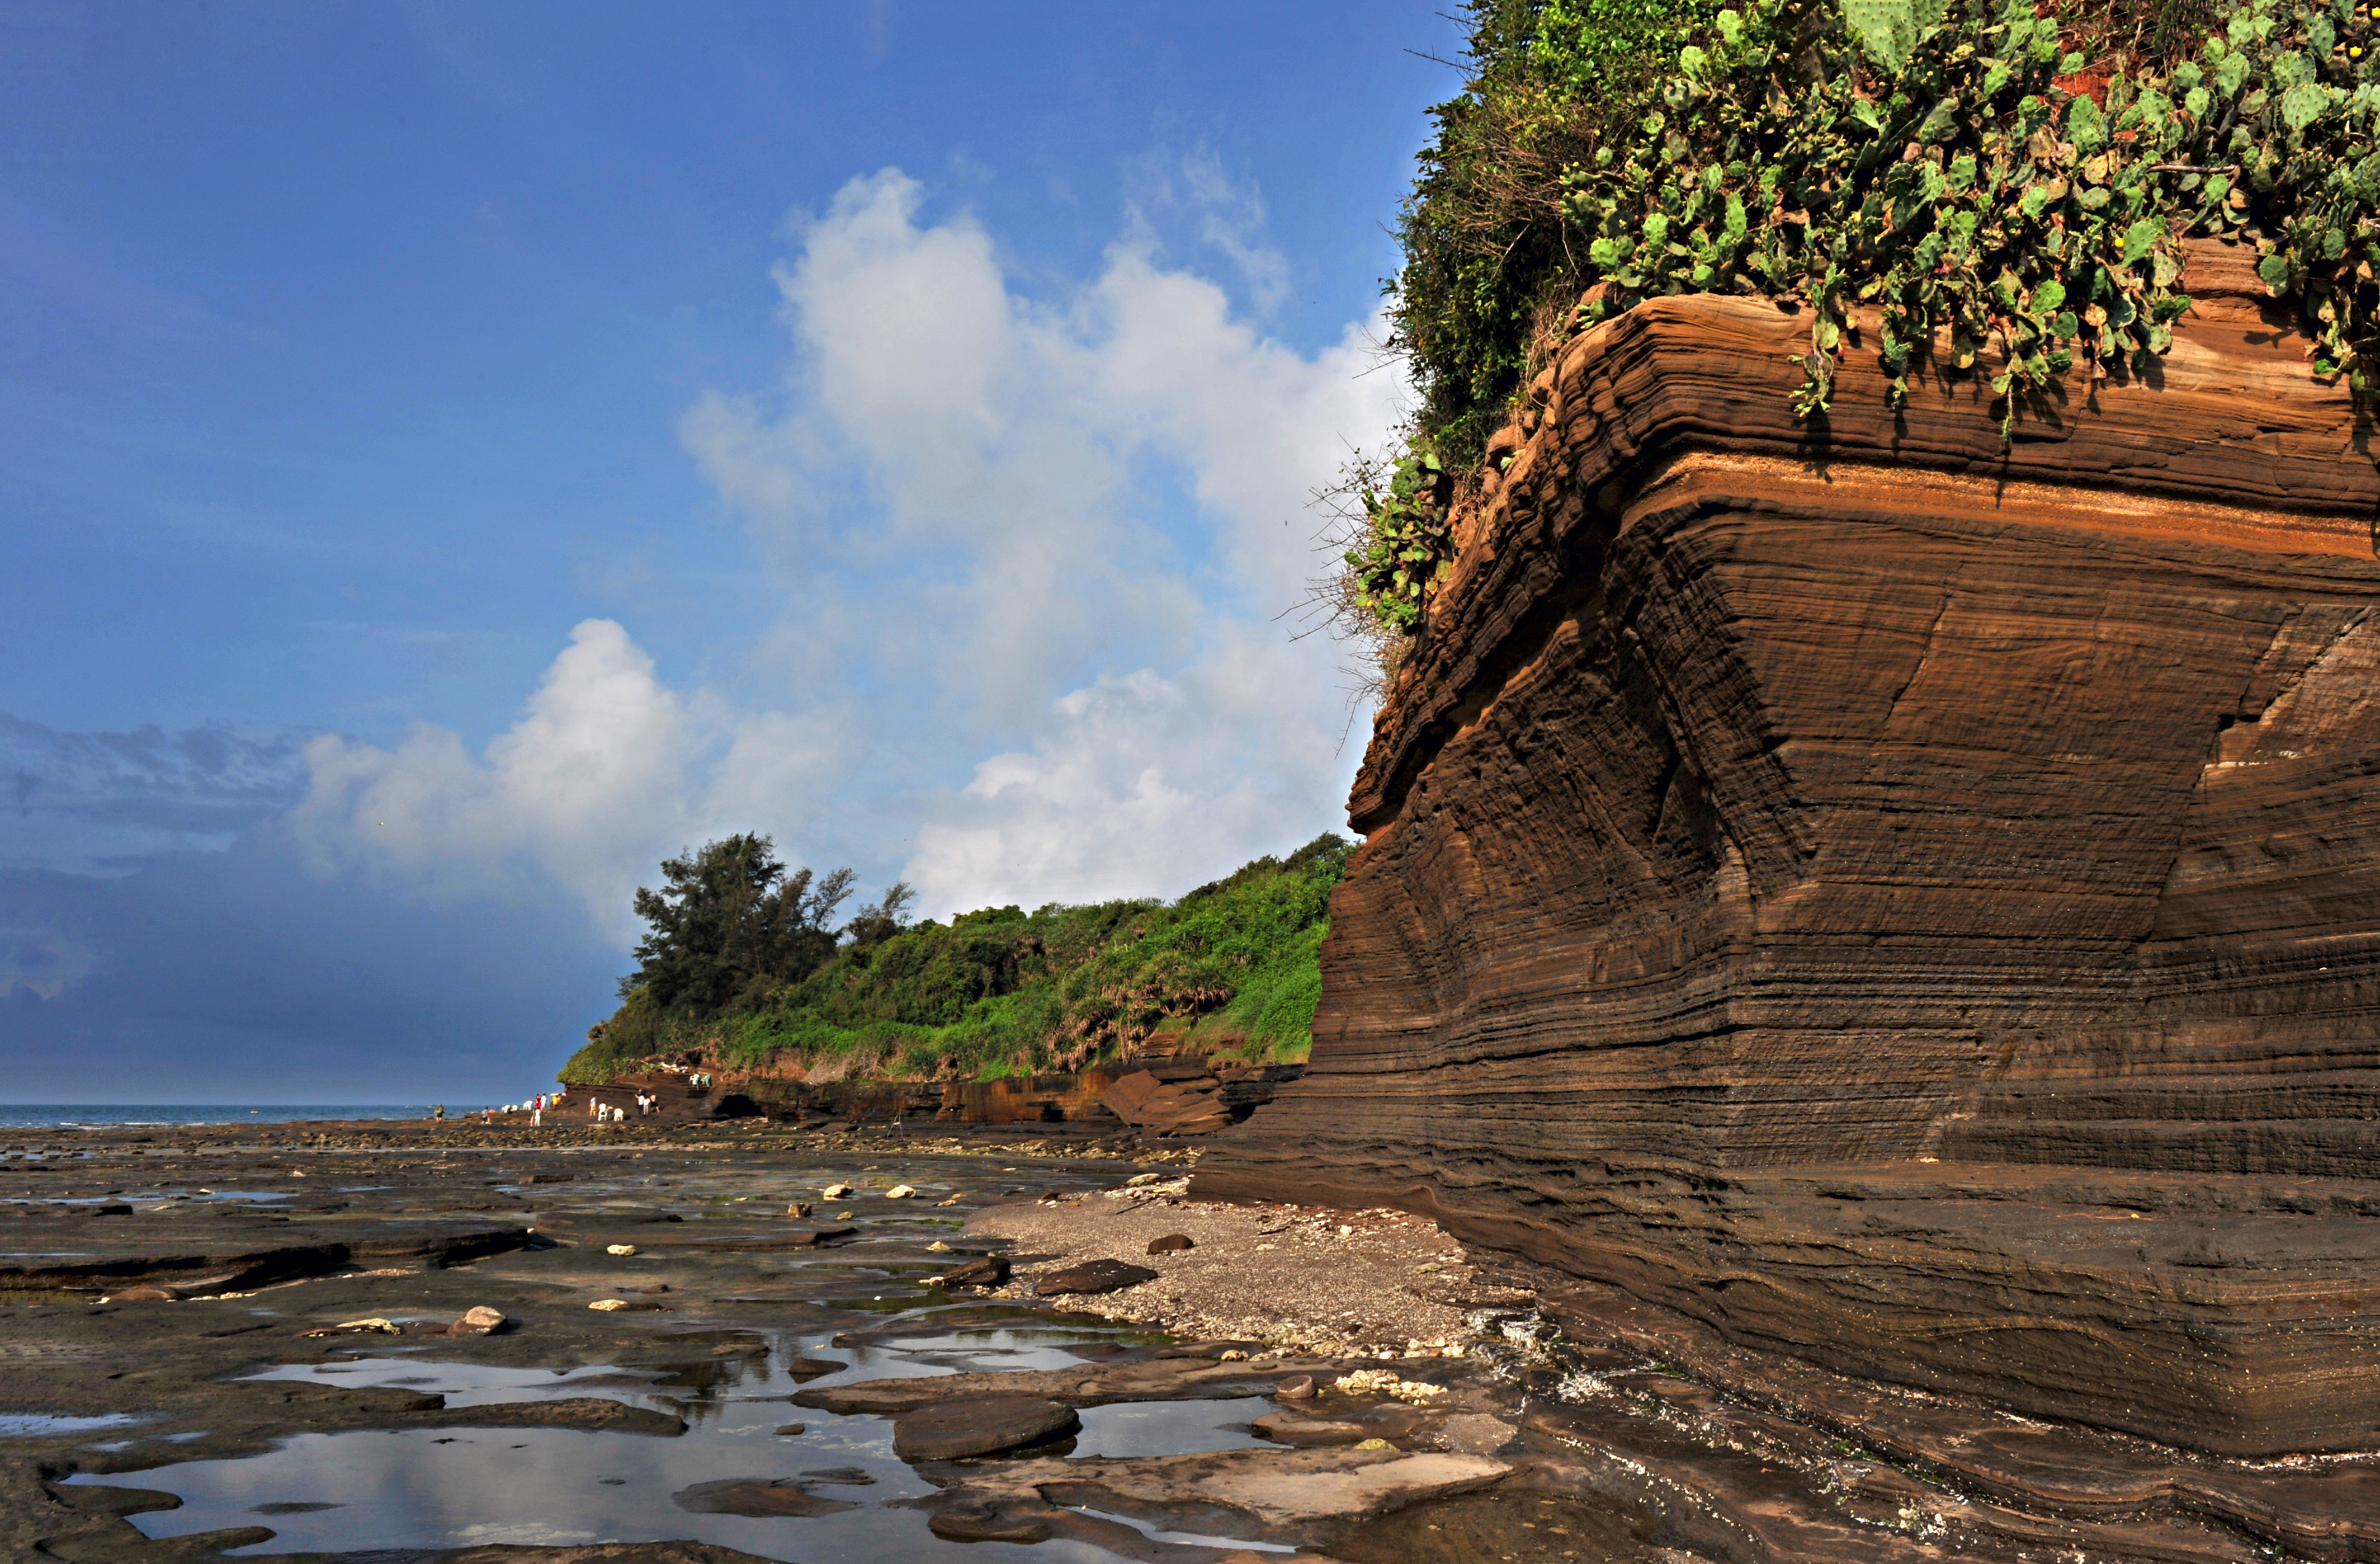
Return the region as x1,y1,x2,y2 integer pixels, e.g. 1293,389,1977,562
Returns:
3,161,1400,1097
299,166,1403,923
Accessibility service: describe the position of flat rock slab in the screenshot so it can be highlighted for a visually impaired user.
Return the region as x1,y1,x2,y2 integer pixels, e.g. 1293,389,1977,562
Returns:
672,1477,858,1517
894,1396,1079,1461
0,1225,532,1296
794,1355,1321,1415
1254,1410,1372,1447
942,1445,1511,1545
1036,1258,1157,1296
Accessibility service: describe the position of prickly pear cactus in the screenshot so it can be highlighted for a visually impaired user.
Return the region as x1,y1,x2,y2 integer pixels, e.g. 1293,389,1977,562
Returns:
1839,0,1945,71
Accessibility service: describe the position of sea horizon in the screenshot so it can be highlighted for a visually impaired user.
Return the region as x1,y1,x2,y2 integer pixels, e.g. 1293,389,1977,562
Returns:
0,1104,437,1129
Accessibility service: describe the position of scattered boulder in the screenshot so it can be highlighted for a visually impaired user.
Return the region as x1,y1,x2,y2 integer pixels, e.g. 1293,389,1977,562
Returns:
1332,1368,1446,1402
671,1477,856,1518
605,1243,636,1257
773,1422,807,1436
447,1306,506,1335
588,1299,629,1312
885,1184,919,1199
894,1396,1080,1461
939,1255,1011,1289
1275,1374,1316,1399
930,1501,1054,1543
927,1240,951,1252
1146,1233,1194,1255
1124,1172,1162,1187
300,1317,400,1337
783,1355,843,1381
786,1202,813,1218
822,1183,853,1199
103,1286,174,1303
1035,1259,1157,1297
797,1465,874,1486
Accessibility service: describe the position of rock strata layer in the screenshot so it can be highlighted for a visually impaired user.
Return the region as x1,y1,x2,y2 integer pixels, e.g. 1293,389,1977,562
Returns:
1202,240,2380,1475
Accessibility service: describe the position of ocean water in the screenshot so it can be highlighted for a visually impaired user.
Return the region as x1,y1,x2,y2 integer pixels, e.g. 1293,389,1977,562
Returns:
0,1105,435,1129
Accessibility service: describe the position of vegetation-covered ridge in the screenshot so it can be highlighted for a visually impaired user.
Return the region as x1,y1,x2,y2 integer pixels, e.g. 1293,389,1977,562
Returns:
1347,0,2380,637
560,833,1353,1087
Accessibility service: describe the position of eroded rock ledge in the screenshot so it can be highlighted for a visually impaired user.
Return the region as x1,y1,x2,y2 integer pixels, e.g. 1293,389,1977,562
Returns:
1201,239,2380,1506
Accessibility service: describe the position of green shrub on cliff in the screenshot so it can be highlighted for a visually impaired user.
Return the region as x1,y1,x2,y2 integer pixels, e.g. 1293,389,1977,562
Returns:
1356,0,2380,639
560,833,1352,1086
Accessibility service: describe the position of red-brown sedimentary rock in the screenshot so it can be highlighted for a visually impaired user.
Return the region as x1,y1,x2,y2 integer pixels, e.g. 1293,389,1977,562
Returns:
1201,239,2380,1525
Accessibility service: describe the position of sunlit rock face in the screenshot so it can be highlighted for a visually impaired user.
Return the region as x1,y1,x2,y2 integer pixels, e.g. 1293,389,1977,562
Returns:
1202,240,2380,1461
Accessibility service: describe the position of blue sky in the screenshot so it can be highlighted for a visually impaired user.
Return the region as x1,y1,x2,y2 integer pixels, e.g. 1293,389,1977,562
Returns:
0,1,1462,1101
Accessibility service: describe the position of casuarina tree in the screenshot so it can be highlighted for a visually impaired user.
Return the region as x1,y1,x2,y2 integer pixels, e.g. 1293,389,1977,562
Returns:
618,834,856,1014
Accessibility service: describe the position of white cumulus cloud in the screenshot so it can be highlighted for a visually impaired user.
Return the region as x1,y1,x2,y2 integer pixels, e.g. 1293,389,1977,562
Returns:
294,620,713,933
296,164,1403,934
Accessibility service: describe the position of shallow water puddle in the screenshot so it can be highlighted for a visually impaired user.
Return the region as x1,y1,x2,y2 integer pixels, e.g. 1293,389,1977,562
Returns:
73,1322,1264,1560
1,1412,148,1437
79,1422,1107,1561
829,1325,1138,1380
1070,1396,1274,1459
241,1358,664,1407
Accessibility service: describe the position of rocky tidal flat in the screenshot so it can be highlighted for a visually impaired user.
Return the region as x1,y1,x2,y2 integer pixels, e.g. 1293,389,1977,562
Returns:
6,1115,2364,1561
0,1118,1604,1563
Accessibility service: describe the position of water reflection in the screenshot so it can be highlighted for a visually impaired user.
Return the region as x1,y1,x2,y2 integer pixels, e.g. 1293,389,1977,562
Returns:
240,1358,667,1408
74,1317,1258,1560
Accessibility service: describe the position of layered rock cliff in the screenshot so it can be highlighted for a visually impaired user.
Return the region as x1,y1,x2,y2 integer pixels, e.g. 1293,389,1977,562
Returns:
1202,238,2380,1490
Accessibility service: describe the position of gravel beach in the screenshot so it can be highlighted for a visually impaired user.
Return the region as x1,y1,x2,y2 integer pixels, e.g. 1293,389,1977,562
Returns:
968,1174,1542,1356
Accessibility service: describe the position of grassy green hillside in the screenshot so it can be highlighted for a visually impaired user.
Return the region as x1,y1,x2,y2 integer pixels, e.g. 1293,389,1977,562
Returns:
561,833,1350,1086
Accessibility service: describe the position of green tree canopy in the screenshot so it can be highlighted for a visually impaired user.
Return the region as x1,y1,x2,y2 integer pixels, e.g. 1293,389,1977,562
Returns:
618,834,855,1014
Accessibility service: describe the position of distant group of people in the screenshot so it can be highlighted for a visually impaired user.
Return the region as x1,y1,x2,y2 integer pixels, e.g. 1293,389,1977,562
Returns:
475,1091,564,1126
446,1077,718,1130
588,1091,656,1123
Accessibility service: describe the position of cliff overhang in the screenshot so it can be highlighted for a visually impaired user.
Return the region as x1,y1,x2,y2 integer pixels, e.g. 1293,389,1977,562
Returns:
1202,235,2380,1516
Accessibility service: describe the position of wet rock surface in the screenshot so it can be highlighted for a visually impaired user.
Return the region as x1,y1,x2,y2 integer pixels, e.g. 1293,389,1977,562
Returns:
891,1395,1080,1460
3,1113,2361,1561
933,1254,1008,1288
